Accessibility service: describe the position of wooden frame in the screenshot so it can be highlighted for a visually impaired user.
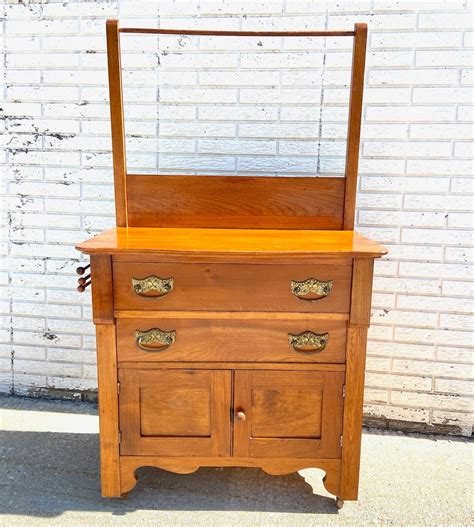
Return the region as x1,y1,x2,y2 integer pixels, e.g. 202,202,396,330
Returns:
106,20,127,227
233,370,344,459
105,20,368,230
80,20,383,508
343,23,368,229
88,251,383,501
118,369,231,457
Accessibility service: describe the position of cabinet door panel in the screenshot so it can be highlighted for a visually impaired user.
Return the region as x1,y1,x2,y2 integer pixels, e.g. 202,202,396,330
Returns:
233,370,344,459
140,386,211,437
251,384,323,438
119,369,231,456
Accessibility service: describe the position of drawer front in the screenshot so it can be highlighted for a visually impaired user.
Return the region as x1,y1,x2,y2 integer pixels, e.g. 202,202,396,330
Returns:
113,262,352,313
117,317,346,363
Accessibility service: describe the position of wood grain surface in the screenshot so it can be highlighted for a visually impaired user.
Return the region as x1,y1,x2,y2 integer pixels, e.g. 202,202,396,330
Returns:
117,361,345,371
119,369,231,457
106,19,127,227
343,23,368,230
233,370,344,459
76,227,387,258
113,262,352,313
126,175,345,230
88,20,380,504
116,317,347,363
90,255,114,324
339,258,375,500
96,324,121,497
119,455,341,496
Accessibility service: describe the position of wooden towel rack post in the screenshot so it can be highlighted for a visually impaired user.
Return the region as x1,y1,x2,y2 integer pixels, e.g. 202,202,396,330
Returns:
343,23,368,230
106,19,127,227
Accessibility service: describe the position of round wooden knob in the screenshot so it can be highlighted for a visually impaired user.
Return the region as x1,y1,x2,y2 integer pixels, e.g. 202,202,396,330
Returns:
236,411,246,421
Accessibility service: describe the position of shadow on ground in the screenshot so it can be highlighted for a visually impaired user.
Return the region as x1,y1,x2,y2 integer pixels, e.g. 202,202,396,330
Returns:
1,395,472,526
0,430,336,519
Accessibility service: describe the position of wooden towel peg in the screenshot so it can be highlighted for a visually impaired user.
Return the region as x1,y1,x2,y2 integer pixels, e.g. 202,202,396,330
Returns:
77,280,91,293
78,274,91,285
76,263,90,275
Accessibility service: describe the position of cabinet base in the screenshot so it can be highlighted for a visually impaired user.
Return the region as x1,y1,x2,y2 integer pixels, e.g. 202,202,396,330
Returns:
113,456,342,499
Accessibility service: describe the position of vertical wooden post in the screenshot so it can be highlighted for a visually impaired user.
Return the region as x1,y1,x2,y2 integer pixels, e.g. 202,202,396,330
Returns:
339,258,374,500
106,19,128,227
343,23,368,230
232,370,252,458
90,254,120,497
90,254,114,324
96,324,121,497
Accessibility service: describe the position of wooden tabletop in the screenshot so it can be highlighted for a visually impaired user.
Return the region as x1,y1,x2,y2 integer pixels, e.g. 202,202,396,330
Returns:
76,227,387,259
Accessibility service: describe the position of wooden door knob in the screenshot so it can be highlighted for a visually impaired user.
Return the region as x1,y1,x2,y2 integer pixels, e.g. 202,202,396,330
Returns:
235,411,246,421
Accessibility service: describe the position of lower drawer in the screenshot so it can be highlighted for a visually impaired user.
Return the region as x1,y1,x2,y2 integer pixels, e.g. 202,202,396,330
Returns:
117,317,347,363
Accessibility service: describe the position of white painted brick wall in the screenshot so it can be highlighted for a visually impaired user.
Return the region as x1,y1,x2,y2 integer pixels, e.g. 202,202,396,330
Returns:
1,1,472,435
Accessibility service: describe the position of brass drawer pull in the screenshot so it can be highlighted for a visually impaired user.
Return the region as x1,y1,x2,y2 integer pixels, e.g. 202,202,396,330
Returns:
291,278,333,301
288,331,329,353
134,328,176,352
132,275,174,298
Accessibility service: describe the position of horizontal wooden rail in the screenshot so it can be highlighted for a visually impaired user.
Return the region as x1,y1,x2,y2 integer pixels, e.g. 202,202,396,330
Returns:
119,28,355,37
125,174,345,230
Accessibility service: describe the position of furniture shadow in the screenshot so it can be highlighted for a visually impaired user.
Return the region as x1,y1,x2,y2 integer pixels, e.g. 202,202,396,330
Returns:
0,430,337,518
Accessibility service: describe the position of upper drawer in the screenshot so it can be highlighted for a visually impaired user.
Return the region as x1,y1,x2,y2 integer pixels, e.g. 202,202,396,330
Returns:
113,262,352,313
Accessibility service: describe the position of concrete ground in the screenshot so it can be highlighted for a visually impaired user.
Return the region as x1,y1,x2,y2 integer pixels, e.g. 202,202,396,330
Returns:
0,395,472,527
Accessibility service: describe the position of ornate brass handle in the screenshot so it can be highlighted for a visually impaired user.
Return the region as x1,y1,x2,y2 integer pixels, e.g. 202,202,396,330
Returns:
291,278,333,301
134,328,176,352
132,275,174,298
288,331,329,353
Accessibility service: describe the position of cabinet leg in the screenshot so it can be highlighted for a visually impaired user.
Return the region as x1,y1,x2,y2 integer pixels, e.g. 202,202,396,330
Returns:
96,324,121,498
321,461,341,498
335,497,344,510
120,458,139,496
339,325,369,501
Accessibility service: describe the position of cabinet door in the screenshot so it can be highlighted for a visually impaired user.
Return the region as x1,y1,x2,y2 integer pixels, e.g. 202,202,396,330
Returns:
233,370,344,459
119,369,231,456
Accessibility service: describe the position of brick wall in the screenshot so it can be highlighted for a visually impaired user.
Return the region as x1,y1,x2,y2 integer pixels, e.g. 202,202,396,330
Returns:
1,1,472,436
